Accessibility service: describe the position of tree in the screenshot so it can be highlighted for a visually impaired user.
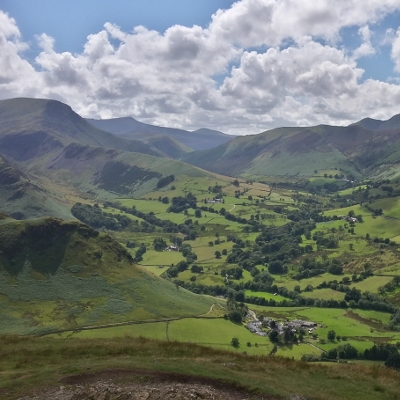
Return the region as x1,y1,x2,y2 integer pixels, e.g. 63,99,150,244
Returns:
385,353,400,369
232,179,240,187
215,250,222,259
194,209,202,218
153,237,167,251
327,330,336,342
231,337,240,348
269,330,279,343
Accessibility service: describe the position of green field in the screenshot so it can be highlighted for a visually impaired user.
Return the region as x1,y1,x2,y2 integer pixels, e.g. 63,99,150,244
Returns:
141,250,185,266
52,317,274,355
304,288,345,301
280,274,352,291
369,197,400,219
351,276,394,292
244,290,288,302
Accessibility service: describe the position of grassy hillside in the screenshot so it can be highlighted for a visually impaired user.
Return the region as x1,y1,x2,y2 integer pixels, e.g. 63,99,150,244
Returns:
0,98,231,210
42,143,219,199
0,155,72,220
0,98,165,161
183,126,361,177
0,216,214,335
184,120,400,179
1,335,400,400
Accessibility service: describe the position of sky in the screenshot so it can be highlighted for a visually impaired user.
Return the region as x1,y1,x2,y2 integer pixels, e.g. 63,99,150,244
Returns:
1,0,400,135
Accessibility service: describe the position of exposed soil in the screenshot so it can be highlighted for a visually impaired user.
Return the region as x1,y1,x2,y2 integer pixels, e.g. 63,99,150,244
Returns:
17,368,294,400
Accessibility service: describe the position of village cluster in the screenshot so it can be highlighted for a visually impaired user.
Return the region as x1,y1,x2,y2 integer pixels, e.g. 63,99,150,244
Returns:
247,316,318,337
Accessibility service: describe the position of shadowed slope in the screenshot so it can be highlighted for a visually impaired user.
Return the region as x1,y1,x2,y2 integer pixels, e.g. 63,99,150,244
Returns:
0,216,214,335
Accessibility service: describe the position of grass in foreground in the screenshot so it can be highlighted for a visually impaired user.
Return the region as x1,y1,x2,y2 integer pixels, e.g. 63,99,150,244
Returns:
0,335,399,400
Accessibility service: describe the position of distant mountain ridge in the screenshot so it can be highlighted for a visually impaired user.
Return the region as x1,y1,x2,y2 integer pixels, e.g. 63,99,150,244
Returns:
352,114,400,131
0,98,196,160
86,116,235,151
182,113,400,179
0,97,222,218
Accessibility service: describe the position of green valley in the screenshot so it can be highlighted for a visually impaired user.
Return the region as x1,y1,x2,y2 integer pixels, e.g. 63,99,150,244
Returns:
3,98,400,398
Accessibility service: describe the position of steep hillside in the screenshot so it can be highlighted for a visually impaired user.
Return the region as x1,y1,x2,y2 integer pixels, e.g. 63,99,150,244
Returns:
0,98,162,161
0,155,72,220
0,98,222,208
130,133,192,158
184,118,400,178
184,126,359,177
0,216,214,335
87,117,235,151
44,142,216,198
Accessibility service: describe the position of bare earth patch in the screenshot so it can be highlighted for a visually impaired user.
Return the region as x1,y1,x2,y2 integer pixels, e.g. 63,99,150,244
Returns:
17,368,287,400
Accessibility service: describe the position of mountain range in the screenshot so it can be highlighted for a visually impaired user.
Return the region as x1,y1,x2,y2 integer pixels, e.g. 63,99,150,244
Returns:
0,98,220,218
86,116,234,151
183,115,400,179
1,97,400,220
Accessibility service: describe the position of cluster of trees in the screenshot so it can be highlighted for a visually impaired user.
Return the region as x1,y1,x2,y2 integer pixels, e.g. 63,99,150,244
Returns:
133,244,146,262
153,237,167,251
181,243,198,264
388,311,400,331
156,174,175,189
319,343,400,369
166,260,190,278
167,193,197,213
104,201,199,237
378,276,400,295
224,297,248,323
293,257,343,281
71,203,131,231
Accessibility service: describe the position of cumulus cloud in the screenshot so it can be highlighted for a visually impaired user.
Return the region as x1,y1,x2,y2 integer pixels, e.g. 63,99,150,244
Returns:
0,11,38,95
1,3,400,134
353,25,375,59
392,28,400,72
210,0,400,46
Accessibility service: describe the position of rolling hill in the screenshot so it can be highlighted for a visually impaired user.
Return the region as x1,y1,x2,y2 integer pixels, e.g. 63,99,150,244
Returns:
0,98,223,213
86,116,235,151
0,216,214,335
45,142,216,198
182,116,400,179
0,98,188,160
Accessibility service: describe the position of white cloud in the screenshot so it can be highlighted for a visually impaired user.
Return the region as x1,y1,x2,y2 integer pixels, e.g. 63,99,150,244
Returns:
392,28,400,72
0,11,38,96
210,0,400,47
353,25,375,59
1,3,400,134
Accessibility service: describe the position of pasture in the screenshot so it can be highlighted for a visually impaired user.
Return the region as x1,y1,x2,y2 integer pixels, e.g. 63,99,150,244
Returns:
51,317,274,355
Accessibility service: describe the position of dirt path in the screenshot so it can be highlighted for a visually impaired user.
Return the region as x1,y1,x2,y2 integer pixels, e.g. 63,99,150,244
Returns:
200,303,216,316
18,368,282,400
229,204,237,212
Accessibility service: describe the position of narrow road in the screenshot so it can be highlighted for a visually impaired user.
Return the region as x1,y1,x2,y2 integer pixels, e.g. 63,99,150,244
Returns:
248,310,258,321
229,204,236,212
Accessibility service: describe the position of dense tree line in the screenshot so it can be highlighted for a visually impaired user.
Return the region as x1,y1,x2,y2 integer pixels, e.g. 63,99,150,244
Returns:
104,201,197,237
156,174,175,189
71,203,131,230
